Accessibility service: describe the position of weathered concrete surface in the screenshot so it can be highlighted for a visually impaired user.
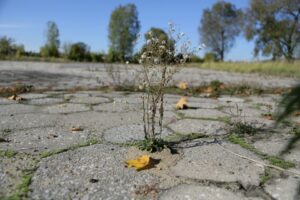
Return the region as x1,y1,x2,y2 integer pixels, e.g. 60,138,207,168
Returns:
0,127,92,154
254,134,300,163
0,154,36,199
103,124,173,143
171,142,265,188
29,144,158,200
0,113,60,130
42,103,90,114
0,61,299,199
178,108,229,119
168,119,227,135
159,184,262,200
0,61,298,90
265,176,300,200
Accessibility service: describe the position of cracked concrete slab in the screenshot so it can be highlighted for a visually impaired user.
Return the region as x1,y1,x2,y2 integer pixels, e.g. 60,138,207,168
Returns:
69,96,110,104
265,176,300,200
168,119,227,135
0,127,92,154
42,103,90,114
103,124,173,143
0,104,41,116
0,154,36,199
170,142,265,188
29,144,158,200
159,184,262,200
0,113,60,130
27,97,64,105
178,108,229,119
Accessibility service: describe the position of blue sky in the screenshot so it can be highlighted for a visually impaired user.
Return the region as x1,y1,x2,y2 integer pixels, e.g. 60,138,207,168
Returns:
0,0,257,61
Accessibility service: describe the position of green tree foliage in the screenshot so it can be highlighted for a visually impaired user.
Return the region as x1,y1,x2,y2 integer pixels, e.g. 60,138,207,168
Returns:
108,4,140,62
0,36,14,56
245,0,300,61
141,27,175,64
40,21,60,57
67,42,90,61
199,1,243,61
0,36,25,58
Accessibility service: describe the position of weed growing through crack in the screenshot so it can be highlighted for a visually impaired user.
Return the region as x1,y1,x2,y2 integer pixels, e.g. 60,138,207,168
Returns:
137,23,197,151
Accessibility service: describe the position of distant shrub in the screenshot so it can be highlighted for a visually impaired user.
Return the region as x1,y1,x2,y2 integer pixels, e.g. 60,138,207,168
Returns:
204,52,218,62
68,42,90,62
188,54,204,63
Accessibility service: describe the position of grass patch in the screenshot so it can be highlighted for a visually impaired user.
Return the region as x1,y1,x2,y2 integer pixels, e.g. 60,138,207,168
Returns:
260,168,271,185
0,149,17,158
133,138,168,152
4,174,33,200
189,61,300,78
40,138,101,158
228,134,295,169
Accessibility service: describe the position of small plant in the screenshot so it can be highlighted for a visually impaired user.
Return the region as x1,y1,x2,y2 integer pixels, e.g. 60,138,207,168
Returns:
227,104,260,135
138,23,195,151
134,138,167,153
230,121,259,135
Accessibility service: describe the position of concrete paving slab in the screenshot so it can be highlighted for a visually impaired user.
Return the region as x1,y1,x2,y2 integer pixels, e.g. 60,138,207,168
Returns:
0,113,60,130
27,98,64,105
168,119,227,135
103,124,173,143
58,111,142,136
159,184,262,200
19,93,49,99
0,154,36,199
0,104,40,116
254,134,300,163
93,102,140,112
69,96,110,104
42,103,90,114
0,127,92,154
0,97,18,105
29,144,158,200
170,142,265,188
178,108,229,119
265,176,300,200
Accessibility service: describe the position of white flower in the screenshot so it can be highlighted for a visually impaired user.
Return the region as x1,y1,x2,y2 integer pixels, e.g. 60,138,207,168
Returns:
126,61,129,64
201,43,206,48
161,40,166,45
146,39,151,45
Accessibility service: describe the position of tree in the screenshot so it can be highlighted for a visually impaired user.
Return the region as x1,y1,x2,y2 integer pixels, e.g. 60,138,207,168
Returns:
199,1,243,61
0,36,25,58
108,4,140,62
245,0,300,61
141,27,175,64
40,21,60,57
0,36,14,57
67,42,90,61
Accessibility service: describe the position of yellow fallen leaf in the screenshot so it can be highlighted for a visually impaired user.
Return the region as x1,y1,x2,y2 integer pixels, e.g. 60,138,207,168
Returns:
178,81,188,90
175,97,188,109
69,127,84,132
294,111,300,116
125,155,150,171
7,94,24,101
